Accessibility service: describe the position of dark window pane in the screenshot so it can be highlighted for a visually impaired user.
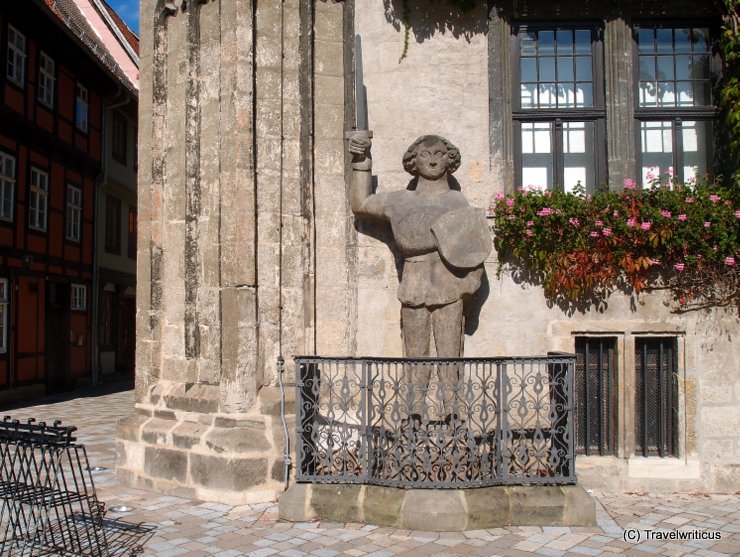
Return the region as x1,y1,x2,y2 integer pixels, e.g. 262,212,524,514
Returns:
539,57,555,81
696,81,712,106
674,28,692,53
576,82,593,107
692,54,710,80
556,29,573,54
657,55,674,81
521,57,537,82
557,57,573,81
692,28,709,52
539,30,555,55
638,28,654,53
639,56,655,81
521,31,537,55
656,28,673,53
675,55,691,80
576,56,593,81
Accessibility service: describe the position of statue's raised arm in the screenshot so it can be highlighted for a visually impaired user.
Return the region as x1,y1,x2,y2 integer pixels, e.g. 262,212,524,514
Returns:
348,131,386,219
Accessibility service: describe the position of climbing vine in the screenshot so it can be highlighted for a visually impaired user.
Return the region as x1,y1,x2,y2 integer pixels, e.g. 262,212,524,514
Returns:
719,0,740,183
492,180,739,311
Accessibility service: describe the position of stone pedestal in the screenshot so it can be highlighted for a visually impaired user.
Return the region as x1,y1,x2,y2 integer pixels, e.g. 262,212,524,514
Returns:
117,385,292,504
279,483,596,530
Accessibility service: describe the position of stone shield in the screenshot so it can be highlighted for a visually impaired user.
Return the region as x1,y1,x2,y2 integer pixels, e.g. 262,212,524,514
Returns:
431,207,491,269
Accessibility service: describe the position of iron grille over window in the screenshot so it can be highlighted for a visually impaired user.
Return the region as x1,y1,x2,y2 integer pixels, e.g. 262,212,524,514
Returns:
574,337,617,455
634,337,678,457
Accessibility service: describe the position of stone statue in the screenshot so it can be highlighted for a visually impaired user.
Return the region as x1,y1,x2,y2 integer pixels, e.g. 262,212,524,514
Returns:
348,132,490,417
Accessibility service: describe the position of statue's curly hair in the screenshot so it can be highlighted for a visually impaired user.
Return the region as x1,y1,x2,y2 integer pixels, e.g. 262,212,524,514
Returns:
402,135,461,176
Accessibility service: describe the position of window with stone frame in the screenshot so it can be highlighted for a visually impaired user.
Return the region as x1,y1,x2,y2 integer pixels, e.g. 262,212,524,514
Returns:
574,337,618,456
634,337,679,457
0,151,15,222
634,24,717,187
38,51,55,108
512,24,606,193
28,167,48,231
6,24,26,86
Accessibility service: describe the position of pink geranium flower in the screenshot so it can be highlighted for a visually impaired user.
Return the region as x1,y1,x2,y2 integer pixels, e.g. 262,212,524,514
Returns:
674,263,685,271
677,214,687,221
640,222,651,230
526,221,534,227
726,257,736,266
506,198,514,207
660,210,671,218
627,218,637,228
709,194,720,203
494,191,505,200
704,221,711,228
685,197,694,204
568,217,580,227
602,228,612,236
590,231,599,237
623,178,636,189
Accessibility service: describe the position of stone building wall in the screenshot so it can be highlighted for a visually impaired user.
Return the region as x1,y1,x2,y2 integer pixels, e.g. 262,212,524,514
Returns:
119,0,738,504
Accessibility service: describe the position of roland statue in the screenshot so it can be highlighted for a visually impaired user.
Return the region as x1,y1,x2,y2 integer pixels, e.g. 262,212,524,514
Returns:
348,132,491,417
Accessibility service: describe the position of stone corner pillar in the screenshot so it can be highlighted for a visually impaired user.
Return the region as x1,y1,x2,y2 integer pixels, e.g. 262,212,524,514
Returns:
115,0,293,504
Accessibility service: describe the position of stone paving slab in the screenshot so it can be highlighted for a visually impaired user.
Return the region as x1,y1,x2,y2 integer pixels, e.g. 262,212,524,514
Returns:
1,386,738,556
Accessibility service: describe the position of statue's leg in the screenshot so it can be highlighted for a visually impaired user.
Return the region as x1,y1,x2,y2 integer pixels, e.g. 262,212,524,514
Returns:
431,300,464,418
401,305,432,417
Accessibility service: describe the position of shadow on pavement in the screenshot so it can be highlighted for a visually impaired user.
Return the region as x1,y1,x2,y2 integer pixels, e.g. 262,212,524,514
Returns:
103,516,157,557
0,378,134,413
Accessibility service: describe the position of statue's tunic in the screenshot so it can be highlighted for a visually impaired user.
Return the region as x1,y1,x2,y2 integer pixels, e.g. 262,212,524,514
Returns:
372,189,486,308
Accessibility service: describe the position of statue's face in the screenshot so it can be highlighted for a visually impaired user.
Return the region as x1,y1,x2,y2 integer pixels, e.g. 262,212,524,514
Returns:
416,138,448,180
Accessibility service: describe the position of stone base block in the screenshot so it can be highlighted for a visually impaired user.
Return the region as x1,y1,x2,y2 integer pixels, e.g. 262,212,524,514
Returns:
279,483,596,530
116,389,288,505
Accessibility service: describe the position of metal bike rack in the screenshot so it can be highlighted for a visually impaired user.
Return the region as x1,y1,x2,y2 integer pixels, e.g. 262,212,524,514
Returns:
0,417,108,556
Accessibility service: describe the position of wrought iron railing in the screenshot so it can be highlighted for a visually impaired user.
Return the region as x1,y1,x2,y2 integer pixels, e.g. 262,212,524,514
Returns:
295,355,576,488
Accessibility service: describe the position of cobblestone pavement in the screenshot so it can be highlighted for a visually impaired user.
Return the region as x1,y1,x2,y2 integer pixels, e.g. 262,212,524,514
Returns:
2,386,738,557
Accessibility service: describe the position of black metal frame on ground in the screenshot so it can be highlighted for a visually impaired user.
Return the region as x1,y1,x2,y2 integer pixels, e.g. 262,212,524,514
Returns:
0,417,108,557
295,355,576,489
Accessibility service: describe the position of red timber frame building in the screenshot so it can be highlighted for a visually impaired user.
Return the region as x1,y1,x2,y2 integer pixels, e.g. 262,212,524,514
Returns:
0,1,128,397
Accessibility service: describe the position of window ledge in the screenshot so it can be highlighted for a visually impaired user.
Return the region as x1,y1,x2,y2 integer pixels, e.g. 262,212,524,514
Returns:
628,457,701,480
